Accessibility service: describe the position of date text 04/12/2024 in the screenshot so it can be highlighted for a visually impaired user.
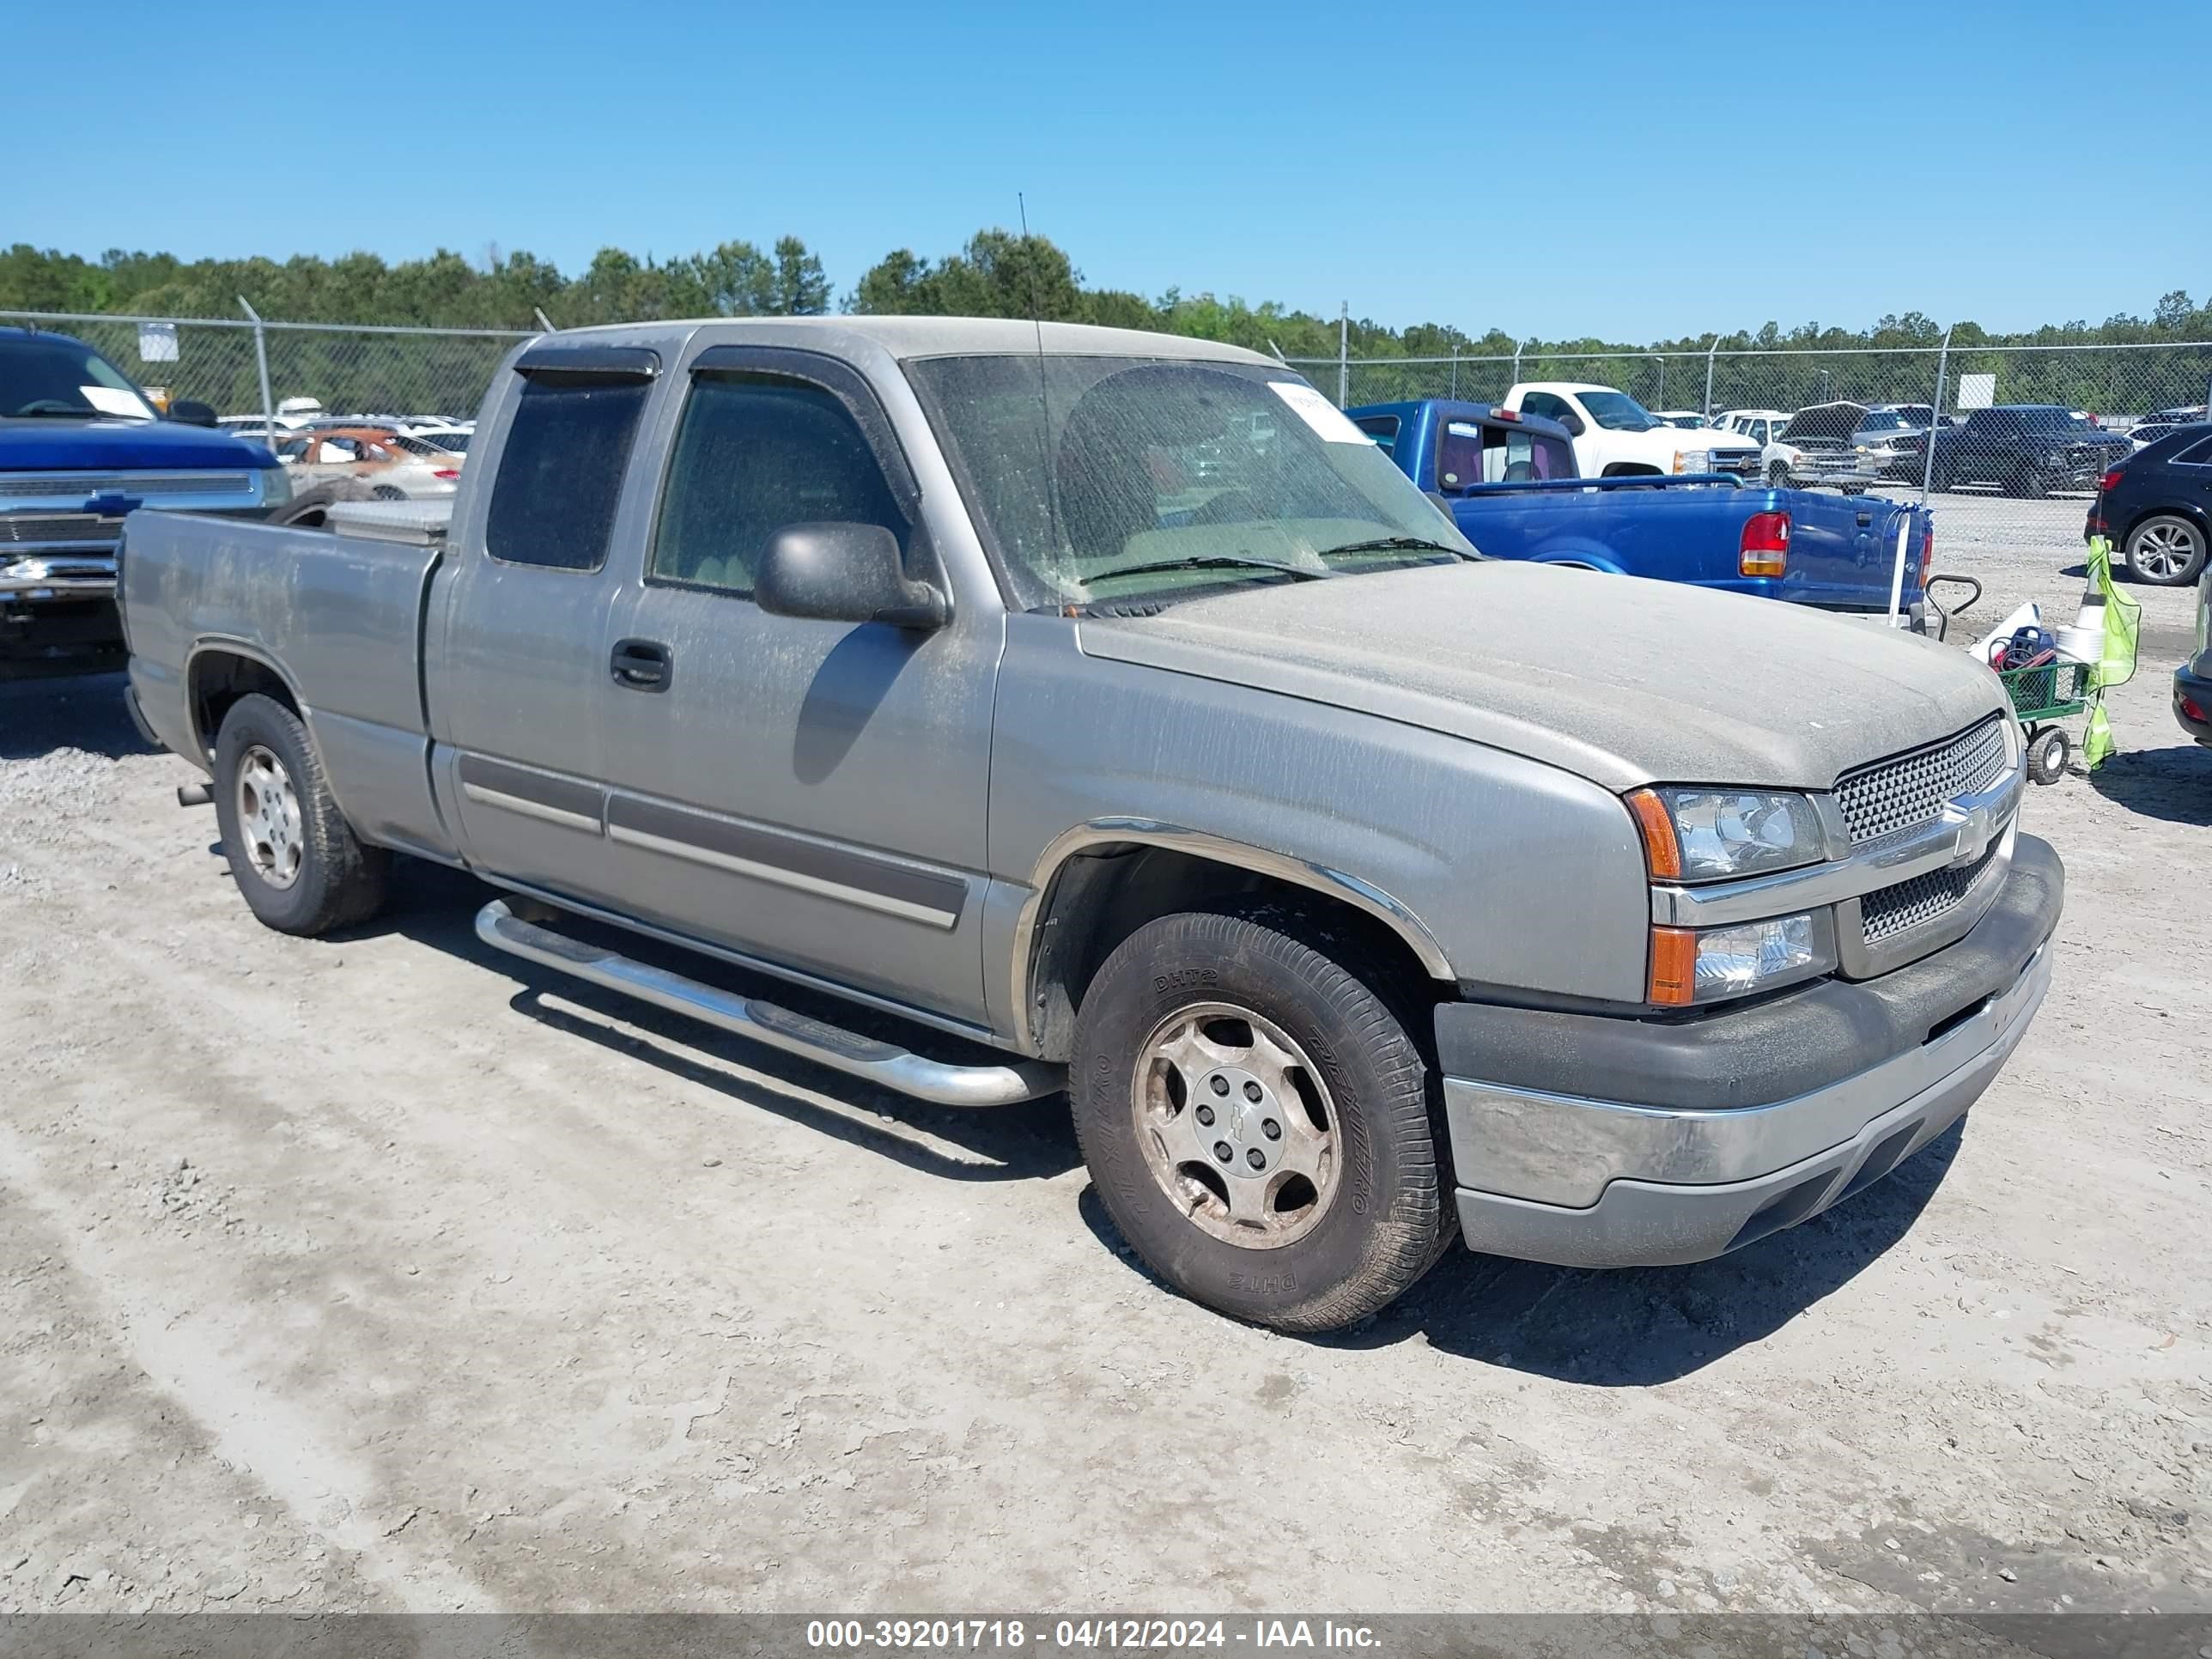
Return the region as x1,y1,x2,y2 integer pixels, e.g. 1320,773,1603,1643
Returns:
804,1620,1383,1650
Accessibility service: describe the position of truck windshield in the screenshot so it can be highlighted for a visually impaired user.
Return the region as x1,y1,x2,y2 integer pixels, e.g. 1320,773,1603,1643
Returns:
0,336,158,421
908,355,1474,610
1577,390,1661,432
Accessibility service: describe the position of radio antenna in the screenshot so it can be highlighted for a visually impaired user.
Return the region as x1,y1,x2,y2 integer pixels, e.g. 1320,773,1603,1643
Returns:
1018,192,1066,563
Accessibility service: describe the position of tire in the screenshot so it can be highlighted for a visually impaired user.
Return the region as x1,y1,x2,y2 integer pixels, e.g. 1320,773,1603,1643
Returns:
1765,460,1790,488
1841,484,1869,497
269,481,373,531
2026,726,2070,786
2123,514,2208,586
212,693,389,935
1069,909,1452,1333
2004,465,2051,500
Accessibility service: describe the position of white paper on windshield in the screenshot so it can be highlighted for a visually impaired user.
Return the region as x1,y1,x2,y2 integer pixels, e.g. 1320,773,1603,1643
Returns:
1268,380,1370,444
79,386,148,416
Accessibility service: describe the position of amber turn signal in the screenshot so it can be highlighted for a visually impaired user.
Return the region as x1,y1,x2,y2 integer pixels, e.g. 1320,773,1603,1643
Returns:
1626,788,1681,880
1649,926,1697,1006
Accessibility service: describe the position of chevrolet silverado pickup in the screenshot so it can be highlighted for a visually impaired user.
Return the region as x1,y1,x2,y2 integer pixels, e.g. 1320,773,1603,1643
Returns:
1351,398,1935,619
2,325,288,665
118,318,2062,1332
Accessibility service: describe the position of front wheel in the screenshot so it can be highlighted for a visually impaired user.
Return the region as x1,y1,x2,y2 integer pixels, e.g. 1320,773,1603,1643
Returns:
1070,909,1452,1333
213,693,389,934
1765,460,1790,488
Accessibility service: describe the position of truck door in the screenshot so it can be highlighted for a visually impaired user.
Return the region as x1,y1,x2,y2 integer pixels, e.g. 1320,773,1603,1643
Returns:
591,345,998,1027
425,343,662,911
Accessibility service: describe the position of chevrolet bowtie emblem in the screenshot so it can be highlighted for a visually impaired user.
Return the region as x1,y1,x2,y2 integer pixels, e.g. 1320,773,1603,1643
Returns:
1941,799,1996,867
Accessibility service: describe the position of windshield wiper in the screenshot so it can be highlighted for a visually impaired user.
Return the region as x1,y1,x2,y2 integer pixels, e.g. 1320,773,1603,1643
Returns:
1084,553,1335,590
1313,536,1471,562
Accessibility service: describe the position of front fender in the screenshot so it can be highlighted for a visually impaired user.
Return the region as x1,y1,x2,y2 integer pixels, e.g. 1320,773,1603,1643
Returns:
986,617,1654,1042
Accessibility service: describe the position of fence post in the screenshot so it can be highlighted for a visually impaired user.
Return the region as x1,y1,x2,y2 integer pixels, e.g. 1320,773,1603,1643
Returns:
532,307,557,334
1449,343,1458,400
1512,341,1523,388
1919,325,1953,511
1702,335,1718,418
238,296,275,438
1337,303,1349,408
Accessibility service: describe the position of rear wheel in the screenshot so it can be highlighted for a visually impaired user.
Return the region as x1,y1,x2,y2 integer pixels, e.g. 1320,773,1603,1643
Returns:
2124,514,2207,586
213,693,389,935
1069,909,1452,1332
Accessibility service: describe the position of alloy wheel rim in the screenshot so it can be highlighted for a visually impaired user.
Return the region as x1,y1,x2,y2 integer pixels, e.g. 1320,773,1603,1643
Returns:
1128,1000,1339,1249
2136,521,2200,580
235,744,305,890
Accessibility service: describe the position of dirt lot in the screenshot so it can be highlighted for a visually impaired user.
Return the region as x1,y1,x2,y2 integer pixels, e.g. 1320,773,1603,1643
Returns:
2,507,2208,1619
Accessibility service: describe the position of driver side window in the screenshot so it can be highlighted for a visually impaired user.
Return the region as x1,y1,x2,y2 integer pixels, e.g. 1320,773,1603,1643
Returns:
649,373,907,597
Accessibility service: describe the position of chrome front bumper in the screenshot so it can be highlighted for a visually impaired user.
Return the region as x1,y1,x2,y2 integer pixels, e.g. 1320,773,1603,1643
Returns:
1,553,120,601
1441,836,2062,1269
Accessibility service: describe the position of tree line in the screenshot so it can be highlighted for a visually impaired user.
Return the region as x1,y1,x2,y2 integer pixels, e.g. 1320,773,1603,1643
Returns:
5,232,2208,414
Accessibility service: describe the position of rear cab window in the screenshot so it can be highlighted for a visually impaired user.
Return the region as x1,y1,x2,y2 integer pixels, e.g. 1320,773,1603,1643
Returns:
1437,421,1575,488
486,356,656,570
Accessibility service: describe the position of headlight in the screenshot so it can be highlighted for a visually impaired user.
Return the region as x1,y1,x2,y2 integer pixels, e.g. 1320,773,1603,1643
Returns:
1651,912,1837,1006
1673,449,1709,474
258,466,293,507
1628,787,1827,881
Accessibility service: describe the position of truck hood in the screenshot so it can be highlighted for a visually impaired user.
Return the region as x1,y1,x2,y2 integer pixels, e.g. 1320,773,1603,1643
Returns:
1780,402,1870,444
0,418,277,471
1075,562,2002,793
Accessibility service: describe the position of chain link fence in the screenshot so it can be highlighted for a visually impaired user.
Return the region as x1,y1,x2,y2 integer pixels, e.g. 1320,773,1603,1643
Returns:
0,309,534,428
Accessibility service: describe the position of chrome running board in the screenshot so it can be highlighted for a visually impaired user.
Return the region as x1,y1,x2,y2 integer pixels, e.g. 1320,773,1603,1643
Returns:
475,899,1062,1109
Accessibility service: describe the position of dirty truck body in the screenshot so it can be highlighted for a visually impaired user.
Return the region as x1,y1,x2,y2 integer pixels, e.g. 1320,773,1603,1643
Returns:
120,318,2062,1332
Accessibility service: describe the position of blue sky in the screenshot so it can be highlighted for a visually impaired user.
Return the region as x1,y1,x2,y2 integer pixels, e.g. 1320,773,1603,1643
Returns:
16,2,2209,340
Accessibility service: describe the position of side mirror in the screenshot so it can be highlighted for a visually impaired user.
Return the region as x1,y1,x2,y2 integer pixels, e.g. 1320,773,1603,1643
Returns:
755,521,948,631
1558,411,1586,437
169,400,219,428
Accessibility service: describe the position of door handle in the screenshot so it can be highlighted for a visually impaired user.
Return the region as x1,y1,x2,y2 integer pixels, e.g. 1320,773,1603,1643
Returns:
611,638,672,692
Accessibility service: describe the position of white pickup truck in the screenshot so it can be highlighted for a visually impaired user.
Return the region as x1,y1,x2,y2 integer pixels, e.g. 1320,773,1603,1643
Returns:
1504,383,1763,481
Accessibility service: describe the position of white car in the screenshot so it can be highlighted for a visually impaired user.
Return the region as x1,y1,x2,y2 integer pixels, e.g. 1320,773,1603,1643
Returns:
1651,410,1709,428
1502,383,1761,479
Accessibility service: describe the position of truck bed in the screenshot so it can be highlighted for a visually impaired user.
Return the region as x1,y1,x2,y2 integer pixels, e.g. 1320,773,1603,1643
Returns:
121,508,454,859
1449,477,1926,612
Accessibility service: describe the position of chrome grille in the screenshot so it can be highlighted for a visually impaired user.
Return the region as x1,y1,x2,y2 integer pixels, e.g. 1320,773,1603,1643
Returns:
0,472,251,498
1835,716,2008,845
1710,448,1759,477
1860,841,2001,946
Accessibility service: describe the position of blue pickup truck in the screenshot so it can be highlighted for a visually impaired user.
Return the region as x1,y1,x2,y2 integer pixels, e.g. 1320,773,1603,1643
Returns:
1350,398,1932,621
2,325,289,665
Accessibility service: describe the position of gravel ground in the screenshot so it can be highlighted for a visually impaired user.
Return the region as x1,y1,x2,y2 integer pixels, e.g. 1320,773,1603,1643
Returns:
1,503,2207,1620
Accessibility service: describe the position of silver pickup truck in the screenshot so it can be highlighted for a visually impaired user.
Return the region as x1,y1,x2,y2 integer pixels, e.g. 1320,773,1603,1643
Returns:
118,318,2063,1332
